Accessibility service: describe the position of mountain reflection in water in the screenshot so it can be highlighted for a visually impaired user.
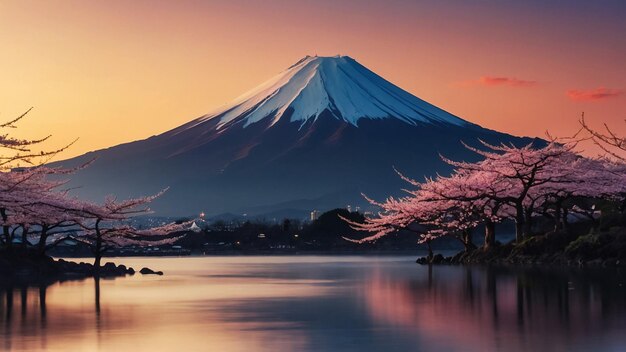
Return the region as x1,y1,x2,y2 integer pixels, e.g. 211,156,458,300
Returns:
0,256,625,351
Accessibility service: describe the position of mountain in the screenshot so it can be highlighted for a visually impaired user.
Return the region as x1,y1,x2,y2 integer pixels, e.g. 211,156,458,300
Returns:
56,55,538,217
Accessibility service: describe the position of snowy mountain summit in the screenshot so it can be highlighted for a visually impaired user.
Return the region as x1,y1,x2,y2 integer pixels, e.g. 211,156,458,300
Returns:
188,55,468,132
58,55,534,217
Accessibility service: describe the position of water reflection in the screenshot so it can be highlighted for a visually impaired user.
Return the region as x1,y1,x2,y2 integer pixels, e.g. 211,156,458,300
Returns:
362,265,626,351
0,257,624,351
1,284,45,350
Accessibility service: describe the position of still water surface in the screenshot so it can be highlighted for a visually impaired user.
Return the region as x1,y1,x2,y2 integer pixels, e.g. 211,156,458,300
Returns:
1,256,625,351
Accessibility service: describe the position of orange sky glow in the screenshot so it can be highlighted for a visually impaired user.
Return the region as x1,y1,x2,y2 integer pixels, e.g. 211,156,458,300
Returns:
0,0,624,159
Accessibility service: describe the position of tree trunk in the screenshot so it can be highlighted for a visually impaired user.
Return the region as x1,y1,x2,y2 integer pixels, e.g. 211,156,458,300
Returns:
515,204,525,244
1,208,11,249
562,208,569,230
426,240,433,260
93,219,102,275
484,220,496,249
523,208,533,238
21,231,27,249
94,254,102,274
37,227,49,256
462,229,476,252
5,230,12,249
553,202,563,231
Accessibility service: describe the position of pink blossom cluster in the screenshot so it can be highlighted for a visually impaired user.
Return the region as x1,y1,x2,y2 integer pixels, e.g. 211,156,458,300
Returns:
0,110,192,267
345,138,626,251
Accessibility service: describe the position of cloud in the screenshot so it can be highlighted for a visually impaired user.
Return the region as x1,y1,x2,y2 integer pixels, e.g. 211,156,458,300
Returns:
566,87,623,102
478,76,538,87
453,76,538,88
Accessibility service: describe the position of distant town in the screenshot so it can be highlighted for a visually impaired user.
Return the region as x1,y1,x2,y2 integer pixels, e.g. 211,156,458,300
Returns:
47,207,436,257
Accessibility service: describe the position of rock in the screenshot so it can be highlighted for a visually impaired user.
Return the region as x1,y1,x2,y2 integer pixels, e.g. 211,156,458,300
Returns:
415,257,429,265
127,267,135,275
98,262,122,277
103,262,117,271
431,254,444,264
139,267,152,274
140,267,163,275
0,249,141,288
79,262,92,272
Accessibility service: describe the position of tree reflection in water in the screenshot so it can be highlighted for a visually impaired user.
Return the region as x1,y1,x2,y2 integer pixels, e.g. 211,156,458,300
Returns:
0,276,109,351
2,283,46,346
363,265,626,351
0,259,624,352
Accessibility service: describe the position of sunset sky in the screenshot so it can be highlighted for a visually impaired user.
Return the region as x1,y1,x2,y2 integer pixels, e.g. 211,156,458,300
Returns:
1,0,624,158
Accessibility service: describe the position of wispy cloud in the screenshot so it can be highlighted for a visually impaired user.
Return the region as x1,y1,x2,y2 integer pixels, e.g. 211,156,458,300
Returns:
566,87,622,102
478,76,538,87
453,76,538,88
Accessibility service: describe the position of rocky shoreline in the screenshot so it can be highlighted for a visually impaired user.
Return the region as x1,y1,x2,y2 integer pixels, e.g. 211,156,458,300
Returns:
417,226,626,268
0,249,163,287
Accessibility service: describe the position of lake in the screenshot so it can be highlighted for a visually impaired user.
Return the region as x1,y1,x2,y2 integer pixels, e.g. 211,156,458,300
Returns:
1,256,625,351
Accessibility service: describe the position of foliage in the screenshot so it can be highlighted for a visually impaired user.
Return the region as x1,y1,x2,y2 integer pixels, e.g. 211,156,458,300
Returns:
344,119,626,260
0,109,191,269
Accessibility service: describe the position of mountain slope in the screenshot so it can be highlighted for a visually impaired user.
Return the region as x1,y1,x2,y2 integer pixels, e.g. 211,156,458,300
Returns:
56,55,539,217
180,55,467,131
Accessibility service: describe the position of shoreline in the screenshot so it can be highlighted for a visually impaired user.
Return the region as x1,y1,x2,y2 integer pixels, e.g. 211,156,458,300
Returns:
0,249,165,288
417,227,626,268
54,249,434,258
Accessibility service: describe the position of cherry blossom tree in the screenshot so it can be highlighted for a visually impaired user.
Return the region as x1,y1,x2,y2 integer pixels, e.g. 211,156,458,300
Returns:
0,108,76,168
576,117,626,212
531,155,626,230
0,163,91,250
340,192,441,258
579,117,626,161
341,176,482,256
66,191,191,270
0,109,191,271
441,141,582,242
18,186,192,269
419,170,509,249
344,137,626,255
0,109,79,248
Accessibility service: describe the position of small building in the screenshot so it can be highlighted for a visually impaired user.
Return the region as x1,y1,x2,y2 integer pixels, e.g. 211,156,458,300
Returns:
190,222,202,232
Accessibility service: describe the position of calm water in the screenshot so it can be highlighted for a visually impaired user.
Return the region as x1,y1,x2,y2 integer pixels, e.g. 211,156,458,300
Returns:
1,256,625,352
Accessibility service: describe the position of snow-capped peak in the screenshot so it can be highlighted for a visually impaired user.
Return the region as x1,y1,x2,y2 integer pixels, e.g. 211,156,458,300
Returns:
198,55,468,130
